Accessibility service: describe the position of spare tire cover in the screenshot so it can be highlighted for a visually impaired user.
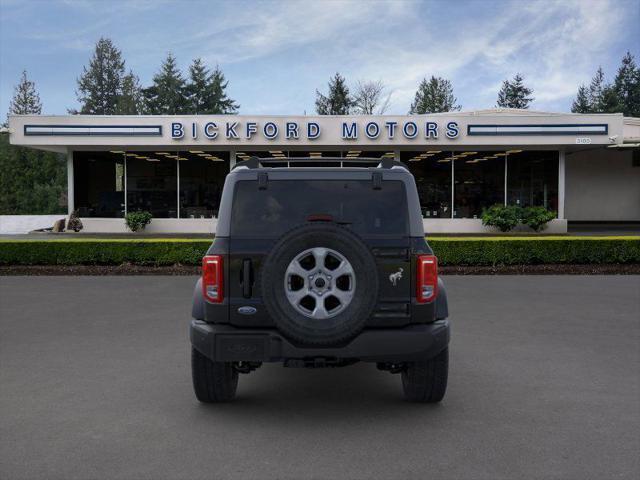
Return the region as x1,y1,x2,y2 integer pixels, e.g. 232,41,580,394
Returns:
261,223,379,346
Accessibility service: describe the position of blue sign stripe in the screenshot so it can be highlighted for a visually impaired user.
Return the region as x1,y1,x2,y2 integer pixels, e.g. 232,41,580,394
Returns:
24,125,163,137
467,124,608,136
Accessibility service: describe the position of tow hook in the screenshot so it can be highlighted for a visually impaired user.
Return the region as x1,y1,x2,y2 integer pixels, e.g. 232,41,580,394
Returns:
233,361,262,374
376,362,406,374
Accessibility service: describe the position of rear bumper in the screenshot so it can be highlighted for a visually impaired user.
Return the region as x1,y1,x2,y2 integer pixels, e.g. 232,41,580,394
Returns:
190,319,450,363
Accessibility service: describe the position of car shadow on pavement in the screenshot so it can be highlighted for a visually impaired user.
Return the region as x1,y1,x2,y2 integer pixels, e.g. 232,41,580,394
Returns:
190,363,446,426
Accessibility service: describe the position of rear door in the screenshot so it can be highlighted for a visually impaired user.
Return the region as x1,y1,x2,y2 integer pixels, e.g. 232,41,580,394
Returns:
227,177,412,327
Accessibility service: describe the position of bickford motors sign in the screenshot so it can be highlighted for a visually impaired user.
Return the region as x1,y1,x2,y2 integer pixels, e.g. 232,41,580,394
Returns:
12,114,617,148
171,119,461,141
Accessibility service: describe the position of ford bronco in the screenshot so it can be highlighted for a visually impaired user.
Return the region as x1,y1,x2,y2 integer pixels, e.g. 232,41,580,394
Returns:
190,157,450,402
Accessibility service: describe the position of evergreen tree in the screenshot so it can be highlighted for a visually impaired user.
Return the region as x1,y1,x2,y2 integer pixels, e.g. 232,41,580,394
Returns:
186,58,209,114
116,71,144,115
9,70,42,116
315,73,353,115
578,66,622,113
0,135,66,215
75,37,126,114
496,73,534,109
613,51,640,117
185,59,239,114
1,72,66,214
409,76,460,114
207,65,239,114
571,85,591,113
600,84,623,113
143,53,188,114
587,66,607,112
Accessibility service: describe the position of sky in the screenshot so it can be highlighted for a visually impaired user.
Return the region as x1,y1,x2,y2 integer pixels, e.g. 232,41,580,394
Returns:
0,0,638,117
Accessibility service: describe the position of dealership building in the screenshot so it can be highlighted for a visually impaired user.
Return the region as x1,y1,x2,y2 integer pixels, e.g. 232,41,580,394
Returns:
8,109,640,233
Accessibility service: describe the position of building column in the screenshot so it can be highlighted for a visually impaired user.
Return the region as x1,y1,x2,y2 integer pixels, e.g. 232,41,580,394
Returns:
66,149,74,216
394,149,401,162
451,154,455,219
558,149,566,219
229,150,236,171
176,158,180,219
504,154,508,206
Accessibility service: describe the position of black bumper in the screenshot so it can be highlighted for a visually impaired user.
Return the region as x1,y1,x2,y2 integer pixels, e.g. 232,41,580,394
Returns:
190,320,450,363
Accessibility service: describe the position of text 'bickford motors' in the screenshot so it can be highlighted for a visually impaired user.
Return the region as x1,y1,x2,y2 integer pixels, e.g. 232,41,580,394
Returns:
171,120,461,141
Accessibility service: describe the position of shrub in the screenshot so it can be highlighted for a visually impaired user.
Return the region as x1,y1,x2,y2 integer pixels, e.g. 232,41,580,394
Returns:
429,237,640,266
0,237,638,267
481,205,520,232
521,206,556,232
66,210,83,232
125,211,153,232
0,239,211,266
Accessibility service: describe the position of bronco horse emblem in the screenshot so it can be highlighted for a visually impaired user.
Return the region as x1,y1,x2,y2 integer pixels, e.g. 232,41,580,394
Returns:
389,267,403,286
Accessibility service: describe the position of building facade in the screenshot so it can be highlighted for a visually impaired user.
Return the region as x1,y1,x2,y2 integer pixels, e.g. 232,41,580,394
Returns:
8,109,640,233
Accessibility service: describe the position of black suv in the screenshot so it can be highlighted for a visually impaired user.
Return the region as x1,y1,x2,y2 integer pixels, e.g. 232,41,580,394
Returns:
190,157,450,402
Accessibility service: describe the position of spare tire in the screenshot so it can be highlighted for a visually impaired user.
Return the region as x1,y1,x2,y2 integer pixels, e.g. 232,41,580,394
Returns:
261,223,379,346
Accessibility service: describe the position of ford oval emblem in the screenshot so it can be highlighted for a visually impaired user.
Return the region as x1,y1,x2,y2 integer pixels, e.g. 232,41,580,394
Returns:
238,306,257,315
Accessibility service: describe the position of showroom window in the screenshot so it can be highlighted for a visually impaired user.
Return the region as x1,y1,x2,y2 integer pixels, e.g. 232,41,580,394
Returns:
404,151,453,218
179,152,228,218
405,149,559,219
73,151,125,218
507,150,558,212
453,151,505,219
126,153,178,218
74,151,230,219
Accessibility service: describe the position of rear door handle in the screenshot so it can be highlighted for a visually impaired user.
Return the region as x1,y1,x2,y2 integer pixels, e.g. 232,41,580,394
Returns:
242,259,252,298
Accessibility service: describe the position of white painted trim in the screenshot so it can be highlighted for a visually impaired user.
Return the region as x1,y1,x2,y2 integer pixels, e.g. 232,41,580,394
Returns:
80,217,216,234
424,218,568,234
72,217,569,234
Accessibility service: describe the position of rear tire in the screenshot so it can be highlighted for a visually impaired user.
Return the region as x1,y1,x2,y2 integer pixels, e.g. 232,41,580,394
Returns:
191,347,238,403
401,347,448,403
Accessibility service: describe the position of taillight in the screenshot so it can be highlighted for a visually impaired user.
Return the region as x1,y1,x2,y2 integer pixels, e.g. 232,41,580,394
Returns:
202,255,223,303
416,255,438,303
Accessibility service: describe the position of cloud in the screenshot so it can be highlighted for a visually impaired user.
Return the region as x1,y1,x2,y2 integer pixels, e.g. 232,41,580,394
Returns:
1,0,637,115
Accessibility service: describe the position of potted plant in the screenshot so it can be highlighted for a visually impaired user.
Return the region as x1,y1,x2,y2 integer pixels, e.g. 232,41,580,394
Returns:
125,211,153,232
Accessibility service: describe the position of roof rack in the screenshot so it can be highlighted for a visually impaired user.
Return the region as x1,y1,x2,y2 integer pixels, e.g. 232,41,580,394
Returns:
234,156,406,170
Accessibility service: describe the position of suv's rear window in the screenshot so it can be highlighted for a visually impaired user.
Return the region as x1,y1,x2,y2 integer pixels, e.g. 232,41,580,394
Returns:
231,180,408,237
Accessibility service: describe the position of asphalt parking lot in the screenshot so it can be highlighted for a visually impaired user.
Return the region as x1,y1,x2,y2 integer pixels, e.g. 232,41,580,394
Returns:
1,275,638,480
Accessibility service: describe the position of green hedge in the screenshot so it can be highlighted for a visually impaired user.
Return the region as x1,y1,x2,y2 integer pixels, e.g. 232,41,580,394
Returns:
430,237,640,266
0,239,211,266
0,237,639,266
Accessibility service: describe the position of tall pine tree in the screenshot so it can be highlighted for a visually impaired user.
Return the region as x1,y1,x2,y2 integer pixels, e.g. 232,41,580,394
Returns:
496,74,534,109
1,72,66,215
186,58,209,114
185,59,239,114
571,85,591,113
613,51,640,117
315,73,353,115
207,65,239,114
409,76,460,114
116,71,144,114
143,53,188,114
75,38,126,114
8,70,42,117
587,67,607,111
